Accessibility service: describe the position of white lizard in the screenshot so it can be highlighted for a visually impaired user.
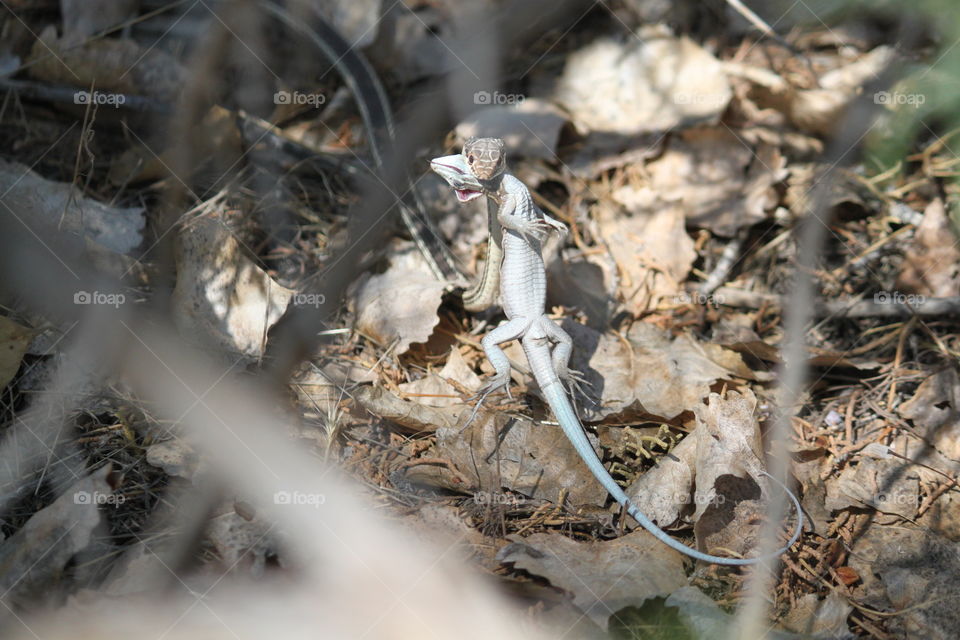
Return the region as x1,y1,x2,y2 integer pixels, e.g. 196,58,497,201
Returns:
431,137,803,565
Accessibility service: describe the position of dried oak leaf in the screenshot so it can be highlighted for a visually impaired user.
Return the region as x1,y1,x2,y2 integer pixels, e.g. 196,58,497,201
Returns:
849,526,960,640
27,25,185,102
596,201,696,314
554,29,731,135
172,215,293,362
0,315,33,391
566,321,769,423
896,198,960,297
780,593,853,637
0,467,109,602
497,530,686,628
628,129,786,237
898,367,960,460
0,158,144,254
398,347,481,408
352,242,445,356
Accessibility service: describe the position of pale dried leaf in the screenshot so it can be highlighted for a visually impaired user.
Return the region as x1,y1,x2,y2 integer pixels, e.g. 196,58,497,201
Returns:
567,321,768,422
554,29,731,135
0,158,144,254
413,411,609,508
898,368,960,460
353,243,444,356
208,511,277,578
172,216,293,361
497,530,686,628
60,0,138,42
781,593,853,637
849,527,960,640
624,434,697,527
632,129,785,236
824,457,918,518
787,46,894,135
0,467,109,601
597,202,695,314
896,198,960,297
27,26,185,102
146,438,206,482
398,348,481,408
0,316,33,391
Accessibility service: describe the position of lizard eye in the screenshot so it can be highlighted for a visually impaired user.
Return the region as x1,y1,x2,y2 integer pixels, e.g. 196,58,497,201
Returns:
467,155,475,164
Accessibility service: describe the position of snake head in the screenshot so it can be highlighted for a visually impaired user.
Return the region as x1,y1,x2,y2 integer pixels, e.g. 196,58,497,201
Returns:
429,153,485,203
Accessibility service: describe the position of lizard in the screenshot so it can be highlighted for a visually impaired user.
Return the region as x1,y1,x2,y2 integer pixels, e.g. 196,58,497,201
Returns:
430,138,804,565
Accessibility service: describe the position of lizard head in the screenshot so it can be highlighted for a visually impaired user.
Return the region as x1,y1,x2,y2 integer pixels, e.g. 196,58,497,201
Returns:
462,137,506,181
429,153,485,203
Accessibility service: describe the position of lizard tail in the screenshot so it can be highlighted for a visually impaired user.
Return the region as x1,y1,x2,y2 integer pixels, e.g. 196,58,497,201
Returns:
541,383,804,565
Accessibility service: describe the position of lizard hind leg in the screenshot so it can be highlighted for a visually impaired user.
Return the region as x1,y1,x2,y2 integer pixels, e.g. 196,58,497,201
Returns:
538,316,592,399
460,316,531,433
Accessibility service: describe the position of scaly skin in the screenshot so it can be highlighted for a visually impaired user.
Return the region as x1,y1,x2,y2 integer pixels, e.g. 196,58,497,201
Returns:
430,139,803,565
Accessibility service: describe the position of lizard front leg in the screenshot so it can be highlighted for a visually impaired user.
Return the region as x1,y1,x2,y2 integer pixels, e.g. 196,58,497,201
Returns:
497,194,552,244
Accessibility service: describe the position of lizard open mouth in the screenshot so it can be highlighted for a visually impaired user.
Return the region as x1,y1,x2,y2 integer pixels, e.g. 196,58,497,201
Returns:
455,188,483,202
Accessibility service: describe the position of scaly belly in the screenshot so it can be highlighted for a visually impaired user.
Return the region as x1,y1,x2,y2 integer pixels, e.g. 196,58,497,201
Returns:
499,233,546,320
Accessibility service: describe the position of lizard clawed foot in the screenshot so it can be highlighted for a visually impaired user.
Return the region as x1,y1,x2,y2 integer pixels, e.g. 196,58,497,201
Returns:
557,366,595,405
543,216,569,237
460,373,513,433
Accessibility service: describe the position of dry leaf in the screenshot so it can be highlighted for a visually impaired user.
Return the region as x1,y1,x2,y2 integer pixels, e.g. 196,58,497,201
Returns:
849,527,960,640
786,46,894,135
27,25,185,102
566,321,768,422
896,198,960,297
497,530,686,628
781,593,853,637
352,242,445,355
597,202,695,313
628,129,786,236
0,158,144,254
409,410,609,508
146,438,206,482
172,215,293,361
0,467,109,603
60,0,139,42
898,368,960,460
554,29,731,135
398,348,481,408
0,315,33,391
624,434,697,528
207,511,277,578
